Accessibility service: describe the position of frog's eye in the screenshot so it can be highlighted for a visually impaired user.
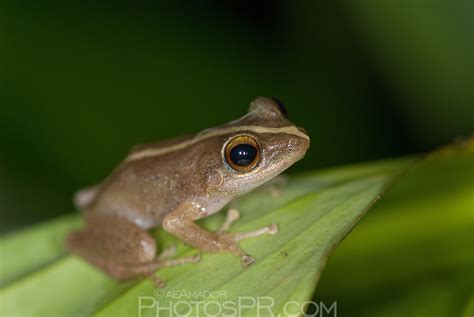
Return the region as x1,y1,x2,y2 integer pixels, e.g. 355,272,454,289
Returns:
224,136,260,172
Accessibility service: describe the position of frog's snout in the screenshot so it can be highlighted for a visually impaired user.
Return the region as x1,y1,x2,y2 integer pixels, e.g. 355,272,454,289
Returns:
297,126,308,136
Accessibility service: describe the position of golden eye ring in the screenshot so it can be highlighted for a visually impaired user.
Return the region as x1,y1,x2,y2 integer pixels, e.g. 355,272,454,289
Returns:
224,135,261,172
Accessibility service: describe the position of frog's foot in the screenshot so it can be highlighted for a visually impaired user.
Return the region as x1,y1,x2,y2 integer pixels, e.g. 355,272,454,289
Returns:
155,254,201,268
156,245,177,260
217,223,278,267
231,223,278,242
162,203,278,268
148,275,166,288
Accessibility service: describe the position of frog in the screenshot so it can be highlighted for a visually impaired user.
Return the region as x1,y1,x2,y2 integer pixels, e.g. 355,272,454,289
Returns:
66,97,310,286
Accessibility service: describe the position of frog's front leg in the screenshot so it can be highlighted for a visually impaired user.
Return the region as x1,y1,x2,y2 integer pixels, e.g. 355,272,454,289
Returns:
162,203,278,266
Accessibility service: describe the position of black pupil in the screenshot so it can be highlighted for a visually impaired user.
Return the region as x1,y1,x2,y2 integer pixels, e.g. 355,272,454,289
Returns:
230,144,257,167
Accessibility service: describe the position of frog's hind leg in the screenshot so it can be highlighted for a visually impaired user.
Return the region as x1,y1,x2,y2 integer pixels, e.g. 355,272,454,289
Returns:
65,213,199,286
66,213,157,280
144,245,200,287
156,245,177,260
133,254,201,287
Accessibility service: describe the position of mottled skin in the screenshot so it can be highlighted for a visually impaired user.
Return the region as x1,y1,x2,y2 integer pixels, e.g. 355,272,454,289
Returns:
66,97,310,283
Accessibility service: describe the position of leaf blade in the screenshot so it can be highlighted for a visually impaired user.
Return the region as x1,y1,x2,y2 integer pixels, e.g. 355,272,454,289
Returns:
0,158,414,317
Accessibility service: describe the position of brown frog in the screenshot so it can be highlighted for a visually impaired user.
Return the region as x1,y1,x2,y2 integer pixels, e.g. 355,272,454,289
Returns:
66,97,310,286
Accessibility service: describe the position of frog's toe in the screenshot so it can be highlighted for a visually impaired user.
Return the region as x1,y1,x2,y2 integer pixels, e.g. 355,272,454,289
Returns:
157,245,177,260
148,275,166,288
268,223,278,235
190,254,201,263
241,254,256,267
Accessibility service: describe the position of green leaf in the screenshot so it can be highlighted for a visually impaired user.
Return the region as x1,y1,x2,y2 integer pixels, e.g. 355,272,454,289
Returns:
1,157,414,316
316,140,474,317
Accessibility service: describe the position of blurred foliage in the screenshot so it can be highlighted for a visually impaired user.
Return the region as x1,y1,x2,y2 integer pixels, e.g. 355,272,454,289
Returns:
316,140,474,316
1,1,472,230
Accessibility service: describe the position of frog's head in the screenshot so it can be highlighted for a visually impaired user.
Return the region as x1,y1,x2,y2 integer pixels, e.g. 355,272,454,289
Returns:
199,97,310,195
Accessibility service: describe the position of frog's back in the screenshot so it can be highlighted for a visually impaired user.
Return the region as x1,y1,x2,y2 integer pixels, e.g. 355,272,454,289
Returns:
78,135,199,229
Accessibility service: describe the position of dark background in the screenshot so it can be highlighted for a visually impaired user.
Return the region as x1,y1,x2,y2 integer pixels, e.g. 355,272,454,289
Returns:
1,1,473,231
